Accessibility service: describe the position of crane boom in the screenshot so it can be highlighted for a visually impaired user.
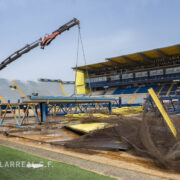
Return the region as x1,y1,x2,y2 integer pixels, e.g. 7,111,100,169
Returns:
0,18,80,70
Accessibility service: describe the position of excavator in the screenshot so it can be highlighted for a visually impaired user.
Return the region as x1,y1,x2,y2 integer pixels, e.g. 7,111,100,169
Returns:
0,18,80,70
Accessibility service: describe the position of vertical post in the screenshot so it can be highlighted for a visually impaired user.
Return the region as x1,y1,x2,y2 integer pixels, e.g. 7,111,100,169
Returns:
108,102,112,114
118,97,122,108
40,103,43,122
40,103,47,122
42,103,47,122
18,105,20,119
0,105,1,119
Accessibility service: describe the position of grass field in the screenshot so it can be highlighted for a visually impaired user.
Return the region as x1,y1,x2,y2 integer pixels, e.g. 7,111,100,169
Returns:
0,145,114,180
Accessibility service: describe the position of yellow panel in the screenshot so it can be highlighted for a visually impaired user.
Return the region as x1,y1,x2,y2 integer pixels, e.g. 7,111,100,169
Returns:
143,50,161,59
160,46,180,56
90,64,100,68
65,113,115,119
148,88,177,138
112,106,143,115
103,62,112,66
76,44,180,70
76,71,85,86
109,57,127,63
67,123,109,133
75,71,86,94
126,54,144,62
77,85,86,94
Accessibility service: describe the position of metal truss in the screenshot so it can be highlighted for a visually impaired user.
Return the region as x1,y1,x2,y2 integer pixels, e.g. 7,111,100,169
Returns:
0,98,121,126
144,95,180,114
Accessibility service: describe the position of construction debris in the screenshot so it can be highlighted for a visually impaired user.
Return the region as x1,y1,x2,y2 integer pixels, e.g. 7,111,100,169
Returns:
65,111,180,172
112,106,143,115
66,122,116,134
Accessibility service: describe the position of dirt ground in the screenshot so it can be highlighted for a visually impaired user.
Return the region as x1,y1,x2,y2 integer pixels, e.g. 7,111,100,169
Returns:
0,113,180,179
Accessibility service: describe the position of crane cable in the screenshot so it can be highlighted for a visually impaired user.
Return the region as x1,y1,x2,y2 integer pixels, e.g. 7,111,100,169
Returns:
74,25,92,96
74,26,80,96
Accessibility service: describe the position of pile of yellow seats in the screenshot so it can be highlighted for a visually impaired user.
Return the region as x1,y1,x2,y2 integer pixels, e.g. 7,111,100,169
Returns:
67,122,110,133
112,106,143,115
65,113,115,119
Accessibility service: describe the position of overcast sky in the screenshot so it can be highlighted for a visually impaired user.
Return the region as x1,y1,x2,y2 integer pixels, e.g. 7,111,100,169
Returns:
0,0,179,81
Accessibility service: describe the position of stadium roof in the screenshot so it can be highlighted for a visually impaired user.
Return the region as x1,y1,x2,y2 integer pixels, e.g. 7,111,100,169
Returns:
74,44,180,71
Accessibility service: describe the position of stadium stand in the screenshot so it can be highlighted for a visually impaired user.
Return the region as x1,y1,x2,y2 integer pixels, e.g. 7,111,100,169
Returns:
104,88,117,95
91,90,104,96
160,84,170,96
113,87,126,95
170,84,178,95
1,45,180,105
0,79,75,103
123,87,138,94
14,80,64,97
62,84,75,97
0,79,21,103
75,44,180,105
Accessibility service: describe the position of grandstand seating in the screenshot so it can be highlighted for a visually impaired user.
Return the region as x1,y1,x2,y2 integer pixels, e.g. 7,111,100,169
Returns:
109,84,178,96
113,87,125,95
14,80,65,97
91,90,104,96
170,84,178,95
60,83,75,96
160,84,170,96
0,77,178,104
0,79,21,103
123,87,138,94
104,88,117,95
0,79,75,103
138,85,158,93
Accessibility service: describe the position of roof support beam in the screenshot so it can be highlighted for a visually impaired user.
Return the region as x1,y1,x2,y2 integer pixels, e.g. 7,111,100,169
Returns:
138,53,153,63
120,56,142,65
98,64,111,68
155,49,167,58
175,45,180,52
107,59,124,67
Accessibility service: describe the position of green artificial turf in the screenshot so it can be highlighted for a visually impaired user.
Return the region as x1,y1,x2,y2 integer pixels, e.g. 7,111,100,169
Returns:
0,145,114,180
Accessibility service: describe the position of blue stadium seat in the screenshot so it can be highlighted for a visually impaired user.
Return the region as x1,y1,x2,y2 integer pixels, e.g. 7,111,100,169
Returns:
113,87,125,94
160,84,170,96
111,84,176,96
170,84,177,95
123,87,138,94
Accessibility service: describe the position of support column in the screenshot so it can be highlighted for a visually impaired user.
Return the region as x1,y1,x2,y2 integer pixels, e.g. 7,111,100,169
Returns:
118,97,122,108
40,103,47,122
108,102,112,114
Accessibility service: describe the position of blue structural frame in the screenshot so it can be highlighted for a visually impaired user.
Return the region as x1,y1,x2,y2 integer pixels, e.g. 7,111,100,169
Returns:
145,95,180,114
0,96,120,126
24,96,116,122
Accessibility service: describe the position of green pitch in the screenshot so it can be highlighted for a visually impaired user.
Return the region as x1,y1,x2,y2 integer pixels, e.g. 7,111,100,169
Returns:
0,145,114,180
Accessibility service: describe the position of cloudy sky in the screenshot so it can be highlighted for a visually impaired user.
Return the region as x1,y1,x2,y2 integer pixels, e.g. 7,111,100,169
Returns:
0,0,179,81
